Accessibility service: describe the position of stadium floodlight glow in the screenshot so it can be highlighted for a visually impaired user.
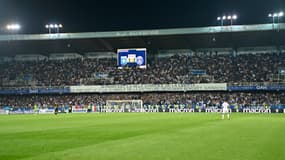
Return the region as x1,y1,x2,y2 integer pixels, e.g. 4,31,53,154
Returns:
217,16,225,26
46,23,63,33
269,12,283,18
268,11,284,30
217,16,227,26
217,14,238,26
6,24,21,31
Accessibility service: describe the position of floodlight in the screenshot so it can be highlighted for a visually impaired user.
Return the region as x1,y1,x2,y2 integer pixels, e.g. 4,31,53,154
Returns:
227,16,232,20
232,15,237,20
46,23,63,33
279,12,284,17
217,17,221,20
222,16,226,20
15,24,20,29
6,24,21,30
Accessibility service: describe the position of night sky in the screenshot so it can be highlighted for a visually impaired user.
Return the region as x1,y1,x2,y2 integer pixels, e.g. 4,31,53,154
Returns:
0,0,284,34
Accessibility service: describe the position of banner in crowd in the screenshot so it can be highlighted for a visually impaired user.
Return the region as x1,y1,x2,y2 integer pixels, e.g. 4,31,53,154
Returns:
227,85,285,91
2,84,285,95
0,88,70,95
72,106,88,113
39,108,55,114
191,70,206,75
0,109,6,114
70,83,227,93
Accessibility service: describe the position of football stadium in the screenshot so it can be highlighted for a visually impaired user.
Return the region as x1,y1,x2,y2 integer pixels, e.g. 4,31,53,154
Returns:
1,1,285,160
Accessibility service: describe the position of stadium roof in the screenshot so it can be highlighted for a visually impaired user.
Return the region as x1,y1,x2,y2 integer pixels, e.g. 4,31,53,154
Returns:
0,23,285,56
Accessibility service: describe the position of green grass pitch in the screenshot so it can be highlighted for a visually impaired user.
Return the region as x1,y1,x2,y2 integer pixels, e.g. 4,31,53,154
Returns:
0,113,284,160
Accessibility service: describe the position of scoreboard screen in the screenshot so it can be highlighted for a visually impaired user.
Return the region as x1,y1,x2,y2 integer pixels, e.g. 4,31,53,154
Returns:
117,48,147,69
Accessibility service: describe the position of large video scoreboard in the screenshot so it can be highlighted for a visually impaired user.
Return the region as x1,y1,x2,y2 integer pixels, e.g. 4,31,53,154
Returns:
117,48,147,69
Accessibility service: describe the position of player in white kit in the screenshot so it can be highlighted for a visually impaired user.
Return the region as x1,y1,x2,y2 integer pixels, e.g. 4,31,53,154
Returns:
222,100,230,120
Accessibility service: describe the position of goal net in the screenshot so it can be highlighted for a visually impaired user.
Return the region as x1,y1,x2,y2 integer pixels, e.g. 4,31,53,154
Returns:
105,100,143,112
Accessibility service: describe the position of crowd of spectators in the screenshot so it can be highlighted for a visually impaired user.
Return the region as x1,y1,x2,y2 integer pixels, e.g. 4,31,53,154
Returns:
193,53,285,83
0,92,284,109
0,58,116,87
0,52,285,87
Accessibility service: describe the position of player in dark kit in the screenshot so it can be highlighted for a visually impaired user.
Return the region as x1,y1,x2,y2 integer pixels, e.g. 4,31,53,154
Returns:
54,104,59,115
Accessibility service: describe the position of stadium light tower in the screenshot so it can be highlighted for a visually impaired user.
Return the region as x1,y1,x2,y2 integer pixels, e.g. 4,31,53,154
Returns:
45,23,63,34
217,16,227,26
268,11,283,30
6,24,21,31
217,14,237,26
228,14,238,25
278,11,284,23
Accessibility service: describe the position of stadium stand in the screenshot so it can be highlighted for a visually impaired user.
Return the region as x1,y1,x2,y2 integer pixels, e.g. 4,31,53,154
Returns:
1,51,285,87
3,50,285,112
